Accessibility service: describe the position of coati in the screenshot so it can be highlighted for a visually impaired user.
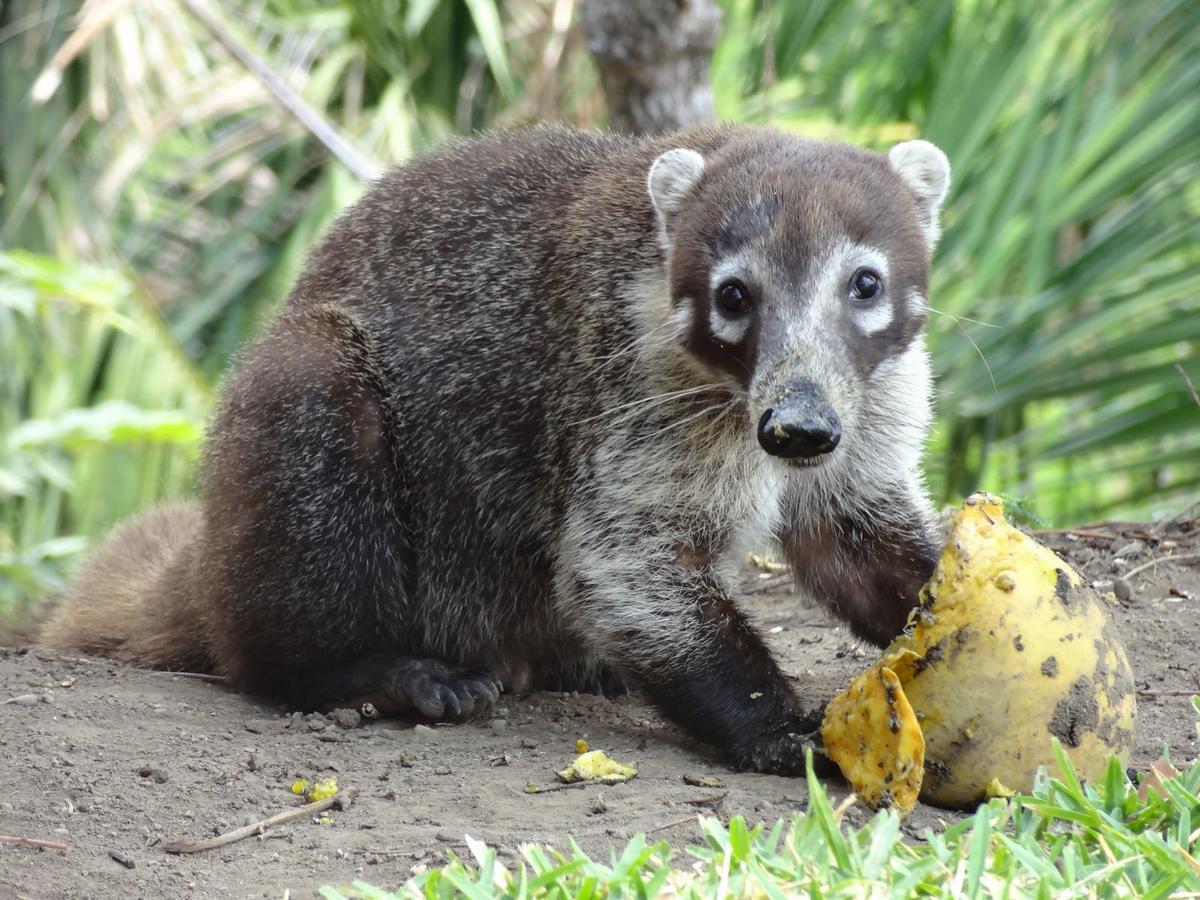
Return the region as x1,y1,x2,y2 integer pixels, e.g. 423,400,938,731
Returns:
41,125,950,774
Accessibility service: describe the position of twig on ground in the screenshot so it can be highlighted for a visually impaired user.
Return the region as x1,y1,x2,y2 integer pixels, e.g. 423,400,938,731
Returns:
1153,499,1200,534
524,781,590,795
679,792,727,808
35,653,227,682
745,575,793,594
646,814,700,835
163,788,358,854
1137,690,1198,698
156,670,227,683
1033,529,1116,541
35,653,94,664
108,849,136,869
0,834,68,851
1123,552,1200,581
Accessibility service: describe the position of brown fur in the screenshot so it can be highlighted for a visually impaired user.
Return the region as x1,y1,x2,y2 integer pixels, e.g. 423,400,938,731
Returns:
33,125,947,772
40,504,213,671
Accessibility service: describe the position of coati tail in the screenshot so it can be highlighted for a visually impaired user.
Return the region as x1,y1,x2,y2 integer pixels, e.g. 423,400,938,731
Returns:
39,502,214,672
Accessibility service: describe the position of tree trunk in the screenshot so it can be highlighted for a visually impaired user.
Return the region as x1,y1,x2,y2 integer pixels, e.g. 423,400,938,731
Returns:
580,0,721,135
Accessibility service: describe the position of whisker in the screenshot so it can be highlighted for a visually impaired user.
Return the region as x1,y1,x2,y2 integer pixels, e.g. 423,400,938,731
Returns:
569,383,727,428
957,324,997,391
927,305,1002,329
644,399,740,441
576,318,679,370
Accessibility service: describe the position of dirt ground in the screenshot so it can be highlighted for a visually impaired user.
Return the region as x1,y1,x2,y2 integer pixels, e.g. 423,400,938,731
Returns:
2,514,1198,899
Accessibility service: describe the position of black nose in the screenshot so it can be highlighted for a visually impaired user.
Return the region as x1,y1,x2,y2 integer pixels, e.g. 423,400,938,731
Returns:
757,397,842,459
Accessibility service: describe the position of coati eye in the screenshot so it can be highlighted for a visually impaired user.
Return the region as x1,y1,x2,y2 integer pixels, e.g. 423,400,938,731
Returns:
716,279,752,315
849,268,883,301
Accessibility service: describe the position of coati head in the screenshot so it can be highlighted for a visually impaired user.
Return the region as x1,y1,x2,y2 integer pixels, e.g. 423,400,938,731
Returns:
646,132,949,486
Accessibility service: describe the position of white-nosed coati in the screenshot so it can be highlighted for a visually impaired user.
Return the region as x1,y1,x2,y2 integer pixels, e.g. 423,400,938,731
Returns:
41,125,950,774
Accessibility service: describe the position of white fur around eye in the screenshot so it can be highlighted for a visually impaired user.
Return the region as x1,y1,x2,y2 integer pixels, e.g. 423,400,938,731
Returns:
708,304,750,344
847,246,889,283
852,301,894,335
844,245,893,335
707,254,753,344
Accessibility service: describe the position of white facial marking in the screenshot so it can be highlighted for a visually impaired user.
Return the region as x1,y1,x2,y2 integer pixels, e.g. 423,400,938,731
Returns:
852,303,893,335
670,300,694,342
800,241,895,337
847,245,889,283
905,288,929,315
707,255,752,345
708,305,750,345
844,245,892,335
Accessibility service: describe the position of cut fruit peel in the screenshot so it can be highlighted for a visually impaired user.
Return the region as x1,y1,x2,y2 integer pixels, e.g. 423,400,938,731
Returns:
820,649,925,815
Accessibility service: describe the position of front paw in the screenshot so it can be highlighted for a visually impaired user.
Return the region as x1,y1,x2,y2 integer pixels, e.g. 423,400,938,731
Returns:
735,711,836,776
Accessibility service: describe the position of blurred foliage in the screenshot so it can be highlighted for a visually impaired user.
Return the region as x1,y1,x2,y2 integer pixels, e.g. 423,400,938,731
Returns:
0,0,1197,609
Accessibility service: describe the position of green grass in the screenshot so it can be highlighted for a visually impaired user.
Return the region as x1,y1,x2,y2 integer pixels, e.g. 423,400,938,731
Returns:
321,701,1200,898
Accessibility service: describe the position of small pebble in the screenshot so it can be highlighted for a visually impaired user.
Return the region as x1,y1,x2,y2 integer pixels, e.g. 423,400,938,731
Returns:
433,765,452,775
4,694,39,706
490,718,509,734
330,708,362,730
1114,578,1133,602
137,766,169,784
108,849,136,870
435,831,457,843
413,724,436,738
1114,541,1144,559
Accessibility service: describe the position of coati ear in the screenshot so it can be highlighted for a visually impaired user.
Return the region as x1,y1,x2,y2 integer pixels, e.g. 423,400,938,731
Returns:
647,148,705,237
888,140,950,249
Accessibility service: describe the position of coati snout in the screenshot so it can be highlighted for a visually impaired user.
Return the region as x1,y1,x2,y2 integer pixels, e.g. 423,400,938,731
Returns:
756,379,841,460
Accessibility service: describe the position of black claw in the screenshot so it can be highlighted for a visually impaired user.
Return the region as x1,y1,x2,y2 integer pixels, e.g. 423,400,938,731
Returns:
441,684,464,719
412,684,445,719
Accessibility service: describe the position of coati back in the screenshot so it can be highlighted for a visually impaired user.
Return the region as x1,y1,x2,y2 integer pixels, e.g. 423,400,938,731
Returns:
42,125,950,773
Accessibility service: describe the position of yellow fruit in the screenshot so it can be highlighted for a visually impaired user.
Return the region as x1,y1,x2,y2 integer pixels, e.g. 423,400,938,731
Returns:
823,493,1137,812
820,649,925,815
556,750,637,785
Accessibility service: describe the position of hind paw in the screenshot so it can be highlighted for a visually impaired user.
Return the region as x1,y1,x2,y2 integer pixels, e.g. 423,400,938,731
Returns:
384,658,501,720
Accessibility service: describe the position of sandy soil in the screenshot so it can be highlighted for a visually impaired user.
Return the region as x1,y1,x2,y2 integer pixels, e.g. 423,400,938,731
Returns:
2,514,1197,898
